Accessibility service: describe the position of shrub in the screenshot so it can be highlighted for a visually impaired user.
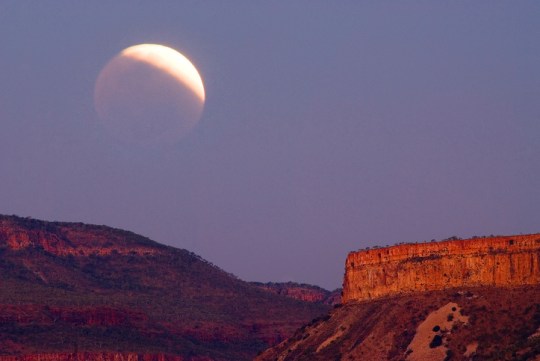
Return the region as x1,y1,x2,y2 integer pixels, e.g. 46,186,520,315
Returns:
429,335,443,348
444,349,454,361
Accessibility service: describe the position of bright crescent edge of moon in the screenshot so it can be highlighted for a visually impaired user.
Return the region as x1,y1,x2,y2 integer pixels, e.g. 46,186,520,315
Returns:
120,44,205,103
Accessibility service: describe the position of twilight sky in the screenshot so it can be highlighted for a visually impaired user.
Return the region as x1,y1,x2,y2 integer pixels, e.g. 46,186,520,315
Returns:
1,2,539,289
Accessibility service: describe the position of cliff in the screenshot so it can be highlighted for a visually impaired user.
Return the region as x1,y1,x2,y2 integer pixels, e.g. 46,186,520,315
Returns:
257,233,540,360
343,234,540,302
251,282,341,305
0,217,162,257
0,354,193,361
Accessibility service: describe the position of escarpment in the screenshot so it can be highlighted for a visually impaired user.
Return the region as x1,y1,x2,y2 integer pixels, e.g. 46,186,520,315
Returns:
0,353,191,361
343,234,540,302
251,282,341,305
0,216,163,257
0,215,329,360
257,234,540,361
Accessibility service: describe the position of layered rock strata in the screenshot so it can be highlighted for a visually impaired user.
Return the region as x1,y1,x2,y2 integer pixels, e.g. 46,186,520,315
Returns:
0,217,161,257
343,234,540,302
0,353,208,361
251,282,341,305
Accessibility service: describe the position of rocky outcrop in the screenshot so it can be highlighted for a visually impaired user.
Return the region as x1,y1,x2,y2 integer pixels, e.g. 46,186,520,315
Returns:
0,216,162,257
343,234,540,302
251,282,341,305
0,352,221,361
0,353,213,361
257,234,540,360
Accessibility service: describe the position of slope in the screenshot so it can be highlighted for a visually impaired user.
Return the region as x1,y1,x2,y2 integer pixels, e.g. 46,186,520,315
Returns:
0,215,329,360
256,286,540,361
256,234,540,361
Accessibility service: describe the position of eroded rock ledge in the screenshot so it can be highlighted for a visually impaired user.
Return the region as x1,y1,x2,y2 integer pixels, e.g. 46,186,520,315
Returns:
342,234,540,302
0,354,211,361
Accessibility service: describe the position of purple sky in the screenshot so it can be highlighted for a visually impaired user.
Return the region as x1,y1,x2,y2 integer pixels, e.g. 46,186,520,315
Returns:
1,2,539,289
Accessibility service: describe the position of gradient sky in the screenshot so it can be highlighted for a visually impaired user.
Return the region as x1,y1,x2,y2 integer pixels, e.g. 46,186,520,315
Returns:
1,2,539,289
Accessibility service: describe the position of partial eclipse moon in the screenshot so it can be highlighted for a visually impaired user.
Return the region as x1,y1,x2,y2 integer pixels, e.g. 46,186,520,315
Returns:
94,44,205,144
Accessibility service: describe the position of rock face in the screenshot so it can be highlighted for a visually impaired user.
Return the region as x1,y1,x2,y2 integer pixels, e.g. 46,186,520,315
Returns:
343,234,540,302
251,282,341,305
0,353,194,361
0,218,161,257
257,234,540,361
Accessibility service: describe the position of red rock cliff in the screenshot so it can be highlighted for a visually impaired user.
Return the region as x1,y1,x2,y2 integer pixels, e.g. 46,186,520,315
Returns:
342,234,540,303
0,218,161,257
0,353,213,361
251,282,341,305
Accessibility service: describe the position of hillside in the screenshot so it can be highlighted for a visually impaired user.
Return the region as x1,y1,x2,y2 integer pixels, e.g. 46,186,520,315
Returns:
256,286,540,361
256,234,540,361
0,215,329,360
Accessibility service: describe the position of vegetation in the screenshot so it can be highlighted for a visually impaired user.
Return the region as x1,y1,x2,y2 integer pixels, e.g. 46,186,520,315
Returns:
257,287,540,361
0,215,329,360
429,334,443,348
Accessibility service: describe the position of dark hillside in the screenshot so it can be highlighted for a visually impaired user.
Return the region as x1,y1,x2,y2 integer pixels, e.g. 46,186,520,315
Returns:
0,215,329,360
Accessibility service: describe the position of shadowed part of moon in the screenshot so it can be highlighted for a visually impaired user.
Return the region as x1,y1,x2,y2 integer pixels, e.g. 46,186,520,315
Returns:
95,48,204,145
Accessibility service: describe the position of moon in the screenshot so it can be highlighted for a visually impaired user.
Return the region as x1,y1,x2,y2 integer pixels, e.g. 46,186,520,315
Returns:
94,44,205,144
